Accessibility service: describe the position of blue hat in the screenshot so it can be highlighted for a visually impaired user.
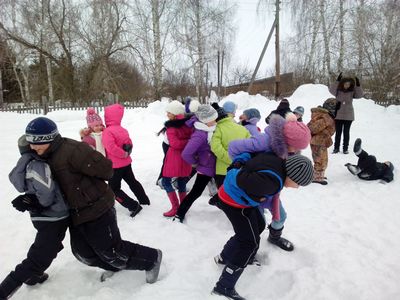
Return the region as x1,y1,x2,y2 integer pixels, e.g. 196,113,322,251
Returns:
243,108,261,120
293,106,304,116
25,117,59,144
222,101,237,114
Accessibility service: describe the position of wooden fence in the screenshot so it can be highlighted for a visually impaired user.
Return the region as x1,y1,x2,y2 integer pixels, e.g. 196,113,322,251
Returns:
0,101,149,115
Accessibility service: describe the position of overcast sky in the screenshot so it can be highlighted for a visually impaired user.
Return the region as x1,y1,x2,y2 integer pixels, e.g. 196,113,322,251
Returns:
232,0,293,79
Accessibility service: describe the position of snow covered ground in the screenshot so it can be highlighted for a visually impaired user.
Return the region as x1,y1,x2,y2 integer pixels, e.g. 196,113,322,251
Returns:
0,84,399,300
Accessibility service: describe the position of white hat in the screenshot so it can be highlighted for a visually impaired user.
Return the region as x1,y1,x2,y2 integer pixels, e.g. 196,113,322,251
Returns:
188,100,200,113
195,105,218,124
166,100,185,116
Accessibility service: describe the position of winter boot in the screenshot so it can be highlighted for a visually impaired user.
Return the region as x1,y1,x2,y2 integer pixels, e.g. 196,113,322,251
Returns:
332,148,339,154
130,205,143,218
173,214,184,223
214,255,260,267
163,192,179,217
146,249,162,284
178,192,187,205
312,170,328,185
353,138,362,155
0,273,22,300
24,272,49,285
267,225,294,251
212,264,246,300
345,163,361,175
343,149,349,154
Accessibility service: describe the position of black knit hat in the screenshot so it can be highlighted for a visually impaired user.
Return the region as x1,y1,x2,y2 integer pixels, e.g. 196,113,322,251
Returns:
285,154,313,186
25,117,59,144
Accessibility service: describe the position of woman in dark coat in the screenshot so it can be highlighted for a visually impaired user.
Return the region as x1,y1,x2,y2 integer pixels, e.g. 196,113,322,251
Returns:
329,72,363,154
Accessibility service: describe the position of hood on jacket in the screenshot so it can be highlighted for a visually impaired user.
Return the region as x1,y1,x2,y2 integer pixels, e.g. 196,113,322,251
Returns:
265,115,289,159
105,104,124,127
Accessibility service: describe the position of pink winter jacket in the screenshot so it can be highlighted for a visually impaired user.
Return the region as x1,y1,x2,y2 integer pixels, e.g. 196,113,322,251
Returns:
162,115,193,178
102,104,132,169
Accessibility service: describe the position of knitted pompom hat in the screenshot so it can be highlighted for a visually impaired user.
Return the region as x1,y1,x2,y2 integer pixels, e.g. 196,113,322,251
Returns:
86,107,104,128
283,113,311,150
166,100,185,116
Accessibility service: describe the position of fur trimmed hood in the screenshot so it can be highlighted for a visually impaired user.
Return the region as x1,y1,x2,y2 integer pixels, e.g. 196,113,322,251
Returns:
265,115,289,159
164,115,191,128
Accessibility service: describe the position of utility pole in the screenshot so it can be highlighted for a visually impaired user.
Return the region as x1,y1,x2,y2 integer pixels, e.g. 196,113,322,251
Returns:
275,0,281,99
247,19,276,94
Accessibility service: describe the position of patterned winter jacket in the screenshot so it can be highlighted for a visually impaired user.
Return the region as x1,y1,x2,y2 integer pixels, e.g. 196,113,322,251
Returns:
307,107,336,147
9,152,69,221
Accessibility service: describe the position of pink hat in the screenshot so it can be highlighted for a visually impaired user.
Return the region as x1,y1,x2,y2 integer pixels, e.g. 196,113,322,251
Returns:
86,107,104,128
283,113,311,150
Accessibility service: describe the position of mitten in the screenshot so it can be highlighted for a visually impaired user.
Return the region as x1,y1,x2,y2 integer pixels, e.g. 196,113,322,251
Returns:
337,72,343,82
355,76,360,86
12,194,43,213
122,144,133,155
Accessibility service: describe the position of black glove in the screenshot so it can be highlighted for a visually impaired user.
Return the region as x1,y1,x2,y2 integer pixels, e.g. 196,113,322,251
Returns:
12,194,43,213
122,144,133,155
355,76,360,86
227,161,244,172
337,72,343,82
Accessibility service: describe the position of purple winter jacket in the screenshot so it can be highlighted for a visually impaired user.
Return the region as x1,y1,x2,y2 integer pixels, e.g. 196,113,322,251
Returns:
241,118,261,137
181,116,216,177
229,115,288,159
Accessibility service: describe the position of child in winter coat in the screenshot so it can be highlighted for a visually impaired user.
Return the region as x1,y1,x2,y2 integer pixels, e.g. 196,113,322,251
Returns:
0,135,70,300
173,105,218,222
103,104,150,217
209,103,251,206
307,98,336,185
22,116,162,286
229,113,311,160
329,72,363,154
345,138,394,183
212,153,314,300
161,100,194,217
80,107,106,156
239,108,262,136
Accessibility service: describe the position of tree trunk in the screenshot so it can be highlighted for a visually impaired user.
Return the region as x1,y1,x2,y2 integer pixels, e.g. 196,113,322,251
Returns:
195,0,204,101
45,57,54,104
319,0,331,82
12,62,26,103
337,0,345,72
356,0,365,75
152,0,163,100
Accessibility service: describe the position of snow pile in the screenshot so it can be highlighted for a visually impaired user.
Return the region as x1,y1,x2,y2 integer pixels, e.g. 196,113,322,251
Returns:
0,84,399,300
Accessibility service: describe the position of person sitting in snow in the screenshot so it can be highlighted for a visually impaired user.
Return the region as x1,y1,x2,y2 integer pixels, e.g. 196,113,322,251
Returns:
20,117,162,287
212,153,314,300
0,135,70,300
173,105,218,223
265,98,292,124
308,98,337,185
238,108,262,136
345,138,394,183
